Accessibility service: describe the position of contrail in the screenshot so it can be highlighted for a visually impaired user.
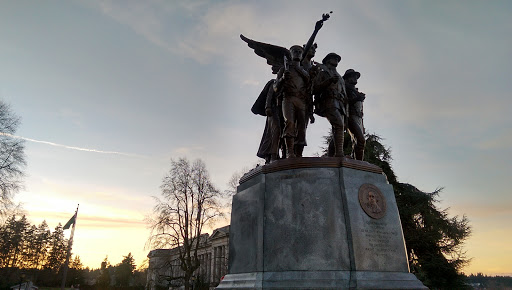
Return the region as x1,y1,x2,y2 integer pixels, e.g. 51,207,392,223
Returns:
0,132,143,157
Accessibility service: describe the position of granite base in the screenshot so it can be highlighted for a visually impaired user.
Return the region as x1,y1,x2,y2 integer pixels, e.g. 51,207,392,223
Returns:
217,158,426,289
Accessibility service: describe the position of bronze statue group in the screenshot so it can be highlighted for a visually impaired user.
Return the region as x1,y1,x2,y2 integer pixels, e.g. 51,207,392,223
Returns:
244,13,366,164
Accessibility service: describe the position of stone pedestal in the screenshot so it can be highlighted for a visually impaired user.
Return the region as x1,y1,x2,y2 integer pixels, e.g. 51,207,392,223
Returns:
217,157,426,289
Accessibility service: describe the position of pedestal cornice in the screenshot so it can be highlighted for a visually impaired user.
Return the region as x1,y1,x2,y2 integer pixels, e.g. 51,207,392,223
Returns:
240,157,382,184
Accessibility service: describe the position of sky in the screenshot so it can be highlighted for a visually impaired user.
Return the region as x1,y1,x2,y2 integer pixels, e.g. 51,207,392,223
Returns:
1,0,511,275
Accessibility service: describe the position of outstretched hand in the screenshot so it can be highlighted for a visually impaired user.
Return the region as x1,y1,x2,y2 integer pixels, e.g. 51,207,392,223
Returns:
315,20,324,31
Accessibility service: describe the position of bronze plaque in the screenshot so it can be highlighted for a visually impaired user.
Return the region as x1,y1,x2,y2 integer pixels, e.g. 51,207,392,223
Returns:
358,184,387,219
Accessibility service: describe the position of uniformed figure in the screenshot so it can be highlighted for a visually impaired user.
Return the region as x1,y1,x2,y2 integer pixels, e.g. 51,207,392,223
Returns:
295,43,319,157
313,52,347,157
343,69,366,160
275,45,310,158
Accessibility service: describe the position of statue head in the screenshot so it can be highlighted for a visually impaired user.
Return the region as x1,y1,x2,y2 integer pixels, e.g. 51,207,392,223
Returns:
289,45,304,61
322,52,341,67
343,69,360,79
343,69,361,84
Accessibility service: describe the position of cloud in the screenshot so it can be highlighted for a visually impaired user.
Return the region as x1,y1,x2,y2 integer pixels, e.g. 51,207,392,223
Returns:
178,3,258,63
173,146,205,155
90,0,174,51
84,1,263,64
77,215,146,228
57,108,85,128
1,132,143,157
476,129,512,150
28,210,145,228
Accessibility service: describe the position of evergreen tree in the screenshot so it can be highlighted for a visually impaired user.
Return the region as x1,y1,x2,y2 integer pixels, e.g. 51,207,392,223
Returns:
115,252,136,286
19,223,36,269
0,215,16,267
31,221,51,269
45,223,67,271
324,133,471,289
69,255,83,270
394,183,470,288
0,215,30,268
67,255,85,286
0,218,74,287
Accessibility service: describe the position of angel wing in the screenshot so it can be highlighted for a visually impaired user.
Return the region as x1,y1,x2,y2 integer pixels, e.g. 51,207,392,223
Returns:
240,34,290,74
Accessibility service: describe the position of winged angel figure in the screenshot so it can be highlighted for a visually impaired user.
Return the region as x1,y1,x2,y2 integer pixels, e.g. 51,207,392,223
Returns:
242,13,331,162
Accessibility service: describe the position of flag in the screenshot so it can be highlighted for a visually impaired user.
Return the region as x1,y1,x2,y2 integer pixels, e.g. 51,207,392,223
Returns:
61,204,78,290
63,213,76,230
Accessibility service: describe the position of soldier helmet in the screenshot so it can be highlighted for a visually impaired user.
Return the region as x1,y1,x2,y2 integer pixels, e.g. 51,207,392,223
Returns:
343,69,361,79
322,52,341,64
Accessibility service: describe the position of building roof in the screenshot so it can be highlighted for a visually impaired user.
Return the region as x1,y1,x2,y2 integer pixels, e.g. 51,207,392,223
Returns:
210,225,230,239
147,225,230,257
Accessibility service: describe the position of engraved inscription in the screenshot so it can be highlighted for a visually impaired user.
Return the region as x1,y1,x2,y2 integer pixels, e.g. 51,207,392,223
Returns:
361,220,399,257
358,183,387,219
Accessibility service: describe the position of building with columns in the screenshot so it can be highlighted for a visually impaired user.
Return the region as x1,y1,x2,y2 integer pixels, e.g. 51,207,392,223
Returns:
146,226,229,289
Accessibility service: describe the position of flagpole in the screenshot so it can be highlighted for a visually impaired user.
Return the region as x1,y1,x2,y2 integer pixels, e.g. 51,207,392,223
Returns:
61,204,79,290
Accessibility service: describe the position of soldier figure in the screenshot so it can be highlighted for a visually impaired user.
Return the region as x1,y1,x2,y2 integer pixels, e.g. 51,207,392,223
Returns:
274,45,310,158
343,69,366,160
241,13,332,161
313,53,347,157
296,43,318,157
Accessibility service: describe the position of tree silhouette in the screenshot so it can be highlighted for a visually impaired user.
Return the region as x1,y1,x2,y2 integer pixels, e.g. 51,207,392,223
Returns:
324,133,471,289
0,100,26,221
115,252,136,286
147,158,223,290
44,224,67,272
0,215,30,268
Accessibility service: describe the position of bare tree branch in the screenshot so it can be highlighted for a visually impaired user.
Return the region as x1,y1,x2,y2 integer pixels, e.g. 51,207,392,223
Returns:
147,158,223,290
0,101,26,221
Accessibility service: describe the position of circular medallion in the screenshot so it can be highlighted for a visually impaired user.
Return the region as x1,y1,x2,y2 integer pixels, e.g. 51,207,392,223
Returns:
358,183,387,219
